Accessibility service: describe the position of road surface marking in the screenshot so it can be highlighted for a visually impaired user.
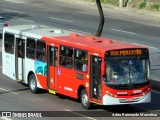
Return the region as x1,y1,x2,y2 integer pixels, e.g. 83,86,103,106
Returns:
0,88,18,94
68,29,91,34
1,117,13,120
5,0,21,3
132,43,158,50
3,9,24,14
49,17,73,23
14,18,34,22
3,5,20,9
111,29,136,35
151,90,160,94
64,109,97,120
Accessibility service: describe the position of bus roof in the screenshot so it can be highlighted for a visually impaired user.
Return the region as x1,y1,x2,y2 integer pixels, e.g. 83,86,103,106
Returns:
4,24,147,54
42,34,147,54
3,24,81,39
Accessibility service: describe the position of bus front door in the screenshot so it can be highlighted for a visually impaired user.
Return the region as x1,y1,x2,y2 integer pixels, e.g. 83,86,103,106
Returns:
90,56,102,102
15,38,25,81
47,46,58,90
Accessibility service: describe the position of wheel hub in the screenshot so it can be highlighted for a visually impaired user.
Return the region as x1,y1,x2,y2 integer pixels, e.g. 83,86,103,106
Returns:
82,93,88,106
30,78,35,90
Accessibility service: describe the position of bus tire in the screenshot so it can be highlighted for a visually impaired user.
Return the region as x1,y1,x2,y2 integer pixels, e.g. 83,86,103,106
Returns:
29,74,38,94
80,89,91,109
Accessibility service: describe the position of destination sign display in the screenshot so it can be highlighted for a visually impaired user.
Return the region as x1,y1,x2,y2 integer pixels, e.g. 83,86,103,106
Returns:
110,49,142,56
106,49,148,57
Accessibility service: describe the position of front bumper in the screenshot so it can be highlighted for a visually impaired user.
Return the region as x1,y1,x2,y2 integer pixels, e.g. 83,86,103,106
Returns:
102,92,151,105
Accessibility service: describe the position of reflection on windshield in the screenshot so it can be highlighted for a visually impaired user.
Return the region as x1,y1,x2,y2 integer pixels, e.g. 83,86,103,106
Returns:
106,59,149,85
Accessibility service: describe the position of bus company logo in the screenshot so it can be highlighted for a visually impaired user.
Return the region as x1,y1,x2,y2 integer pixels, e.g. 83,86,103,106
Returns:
117,92,128,95
2,112,11,117
1,112,42,118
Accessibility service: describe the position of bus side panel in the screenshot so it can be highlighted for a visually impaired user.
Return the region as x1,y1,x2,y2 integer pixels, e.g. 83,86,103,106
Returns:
2,48,16,80
36,74,47,89
25,59,43,89
57,67,78,98
2,31,16,80
34,60,47,89
56,66,89,99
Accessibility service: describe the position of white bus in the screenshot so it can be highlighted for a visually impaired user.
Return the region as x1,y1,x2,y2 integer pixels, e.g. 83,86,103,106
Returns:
2,24,75,84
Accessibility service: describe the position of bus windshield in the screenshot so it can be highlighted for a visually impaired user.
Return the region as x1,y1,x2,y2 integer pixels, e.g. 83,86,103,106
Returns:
105,58,150,86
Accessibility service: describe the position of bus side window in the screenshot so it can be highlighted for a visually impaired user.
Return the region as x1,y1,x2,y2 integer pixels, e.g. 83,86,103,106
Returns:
60,46,73,68
26,38,35,60
4,33,14,54
36,41,46,62
74,49,88,72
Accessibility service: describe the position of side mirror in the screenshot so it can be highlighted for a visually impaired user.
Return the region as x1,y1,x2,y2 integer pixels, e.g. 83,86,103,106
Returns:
102,74,107,82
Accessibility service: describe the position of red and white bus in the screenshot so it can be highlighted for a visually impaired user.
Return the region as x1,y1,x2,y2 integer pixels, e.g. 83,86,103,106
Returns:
2,24,151,109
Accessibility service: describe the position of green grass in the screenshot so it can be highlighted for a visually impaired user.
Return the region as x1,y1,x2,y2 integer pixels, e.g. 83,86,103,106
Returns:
139,2,147,9
151,3,160,11
89,0,160,12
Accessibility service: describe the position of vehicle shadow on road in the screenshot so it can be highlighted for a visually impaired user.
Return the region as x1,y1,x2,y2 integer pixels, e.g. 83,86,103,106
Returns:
91,92,160,113
0,88,29,95
91,104,148,113
135,91,160,112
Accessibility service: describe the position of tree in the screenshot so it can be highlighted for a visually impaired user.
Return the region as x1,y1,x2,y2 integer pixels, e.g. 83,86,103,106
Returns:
121,0,131,7
95,0,105,37
119,0,124,7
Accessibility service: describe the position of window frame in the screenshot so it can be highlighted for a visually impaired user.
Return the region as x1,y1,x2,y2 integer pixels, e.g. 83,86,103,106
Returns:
4,33,15,54
59,45,73,69
36,40,46,62
74,49,88,73
26,38,36,60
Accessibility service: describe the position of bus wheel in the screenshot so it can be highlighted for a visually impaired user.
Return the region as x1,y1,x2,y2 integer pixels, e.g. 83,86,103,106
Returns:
29,74,38,94
80,89,91,109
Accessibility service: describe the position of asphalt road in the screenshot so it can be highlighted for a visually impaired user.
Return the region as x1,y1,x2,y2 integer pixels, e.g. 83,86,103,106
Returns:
0,0,160,119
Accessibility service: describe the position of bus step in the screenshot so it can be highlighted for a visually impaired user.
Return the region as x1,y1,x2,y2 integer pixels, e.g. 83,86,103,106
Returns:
90,100,102,105
49,89,56,95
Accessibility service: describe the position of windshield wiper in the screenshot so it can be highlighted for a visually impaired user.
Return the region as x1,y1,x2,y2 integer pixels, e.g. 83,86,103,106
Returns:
135,56,141,67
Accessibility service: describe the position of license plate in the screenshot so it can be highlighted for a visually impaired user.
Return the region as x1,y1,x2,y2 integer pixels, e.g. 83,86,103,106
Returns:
126,98,133,102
